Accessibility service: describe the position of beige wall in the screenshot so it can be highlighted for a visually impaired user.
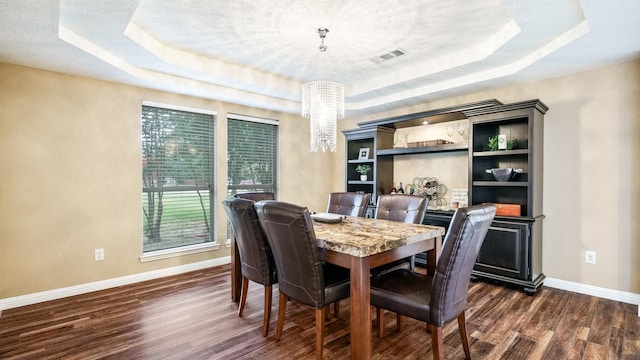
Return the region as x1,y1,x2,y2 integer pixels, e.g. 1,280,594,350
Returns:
338,58,640,294
1,58,638,300
0,63,336,298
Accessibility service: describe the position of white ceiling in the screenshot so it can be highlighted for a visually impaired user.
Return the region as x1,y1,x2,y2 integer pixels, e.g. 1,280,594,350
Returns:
1,0,639,116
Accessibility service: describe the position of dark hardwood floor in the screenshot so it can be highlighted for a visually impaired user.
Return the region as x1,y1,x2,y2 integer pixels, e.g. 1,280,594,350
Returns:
1,264,639,359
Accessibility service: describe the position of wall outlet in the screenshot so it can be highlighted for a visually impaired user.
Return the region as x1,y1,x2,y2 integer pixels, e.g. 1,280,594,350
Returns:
585,250,596,264
94,248,105,261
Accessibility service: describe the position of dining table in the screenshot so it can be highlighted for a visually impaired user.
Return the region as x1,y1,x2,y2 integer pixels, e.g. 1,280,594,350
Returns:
230,214,445,360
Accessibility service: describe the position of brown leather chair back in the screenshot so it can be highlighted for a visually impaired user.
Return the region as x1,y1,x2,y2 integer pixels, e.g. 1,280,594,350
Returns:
430,203,496,326
375,194,428,224
234,192,275,201
326,192,370,217
222,197,276,287
255,200,328,309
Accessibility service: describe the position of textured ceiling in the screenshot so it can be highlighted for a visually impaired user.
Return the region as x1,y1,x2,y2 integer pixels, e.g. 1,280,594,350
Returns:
1,0,639,116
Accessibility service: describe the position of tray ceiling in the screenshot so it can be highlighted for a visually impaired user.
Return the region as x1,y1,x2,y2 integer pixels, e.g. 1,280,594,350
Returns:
1,0,639,115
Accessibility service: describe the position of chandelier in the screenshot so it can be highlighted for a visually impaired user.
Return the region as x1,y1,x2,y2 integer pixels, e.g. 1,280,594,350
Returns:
302,28,344,153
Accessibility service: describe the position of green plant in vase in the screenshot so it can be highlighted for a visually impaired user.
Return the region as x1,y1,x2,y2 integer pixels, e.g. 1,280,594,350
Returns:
355,164,371,181
488,136,499,151
488,136,517,151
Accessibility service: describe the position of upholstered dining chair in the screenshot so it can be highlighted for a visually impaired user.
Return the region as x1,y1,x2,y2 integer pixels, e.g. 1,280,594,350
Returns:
375,193,428,224
323,191,370,316
326,192,371,217
370,203,497,360
254,200,350,360
372,194,429,276
222,197,277,337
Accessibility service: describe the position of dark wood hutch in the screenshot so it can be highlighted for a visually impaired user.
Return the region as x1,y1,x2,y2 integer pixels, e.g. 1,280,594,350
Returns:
342,99,547,294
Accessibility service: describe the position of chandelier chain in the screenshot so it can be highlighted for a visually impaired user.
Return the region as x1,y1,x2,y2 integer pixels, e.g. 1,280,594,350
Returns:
302,27,344,153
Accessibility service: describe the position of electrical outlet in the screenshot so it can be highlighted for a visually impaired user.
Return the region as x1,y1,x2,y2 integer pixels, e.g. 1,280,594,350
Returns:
585,250,596,264
94,248,105,261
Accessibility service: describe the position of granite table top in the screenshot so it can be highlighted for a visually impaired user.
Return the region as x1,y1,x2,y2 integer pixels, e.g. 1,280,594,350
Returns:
313,216,445,258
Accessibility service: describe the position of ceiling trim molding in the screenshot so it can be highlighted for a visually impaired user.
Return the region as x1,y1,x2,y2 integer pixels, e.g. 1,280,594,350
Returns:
58,24,302,114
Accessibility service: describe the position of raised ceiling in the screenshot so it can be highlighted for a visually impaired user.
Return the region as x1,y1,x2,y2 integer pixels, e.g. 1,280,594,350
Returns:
1,0,639,116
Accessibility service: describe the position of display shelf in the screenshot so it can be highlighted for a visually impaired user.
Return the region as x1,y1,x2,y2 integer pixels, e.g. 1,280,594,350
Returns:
472,149,528,157
343,127,395,205
472,181,528,187
347,159,375,164
347,180,375,185
377,143,468,156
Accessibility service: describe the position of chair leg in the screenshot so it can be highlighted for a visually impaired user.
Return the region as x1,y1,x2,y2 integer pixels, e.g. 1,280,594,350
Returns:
238,276,249,316
315,307,325,360
262,285,272,337
376,307,384,338
396,313,404,332
276,292,288,341
458,312,471,360
429,324,444,360
333,300,340,316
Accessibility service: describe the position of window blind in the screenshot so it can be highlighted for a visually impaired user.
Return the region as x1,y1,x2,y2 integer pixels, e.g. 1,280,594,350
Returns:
227,115,278,196
141,104,215,252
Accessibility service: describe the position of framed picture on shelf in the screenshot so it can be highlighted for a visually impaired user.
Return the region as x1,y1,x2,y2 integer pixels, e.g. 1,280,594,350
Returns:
358,147,370,160
450,188,468,208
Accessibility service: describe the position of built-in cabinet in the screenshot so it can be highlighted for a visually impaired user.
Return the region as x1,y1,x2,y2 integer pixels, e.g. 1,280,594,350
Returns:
343,99,547,294
465,100,547,294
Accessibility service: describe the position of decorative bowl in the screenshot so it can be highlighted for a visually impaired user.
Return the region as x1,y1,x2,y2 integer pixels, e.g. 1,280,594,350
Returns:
485,168,523,182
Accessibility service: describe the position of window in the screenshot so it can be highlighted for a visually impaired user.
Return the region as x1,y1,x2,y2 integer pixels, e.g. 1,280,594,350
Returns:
227,113,279,197
141,102,216,254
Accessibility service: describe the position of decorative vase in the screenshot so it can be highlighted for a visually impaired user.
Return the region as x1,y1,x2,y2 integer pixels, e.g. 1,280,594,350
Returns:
360,175,367,181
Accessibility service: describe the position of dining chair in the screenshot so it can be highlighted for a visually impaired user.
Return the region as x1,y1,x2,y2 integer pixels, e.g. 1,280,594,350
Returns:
370,203,497,360
372,194,429,277
323,191,369,315
222,197,277,337
375,193,428,224
326,192,371,217
234,192,275,201
254,200,350,360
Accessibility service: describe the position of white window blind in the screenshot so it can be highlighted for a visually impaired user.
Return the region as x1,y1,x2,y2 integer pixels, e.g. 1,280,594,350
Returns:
141,103,216,252
227,115,278,196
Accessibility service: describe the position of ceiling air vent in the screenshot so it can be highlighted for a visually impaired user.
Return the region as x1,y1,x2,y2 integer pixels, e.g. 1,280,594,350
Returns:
371,48,406,64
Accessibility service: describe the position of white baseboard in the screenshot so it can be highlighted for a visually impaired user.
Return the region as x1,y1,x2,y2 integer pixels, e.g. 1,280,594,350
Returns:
0,256,231,312
544,277,640,317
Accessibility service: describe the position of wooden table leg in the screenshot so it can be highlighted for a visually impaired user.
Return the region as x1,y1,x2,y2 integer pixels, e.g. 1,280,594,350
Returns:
426,235,442,276
231,235,241,303
350,256,371,360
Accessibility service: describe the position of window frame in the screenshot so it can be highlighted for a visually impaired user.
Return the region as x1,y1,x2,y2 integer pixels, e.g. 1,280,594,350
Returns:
226,113,279,244
139,101,219,262
226,113,279,197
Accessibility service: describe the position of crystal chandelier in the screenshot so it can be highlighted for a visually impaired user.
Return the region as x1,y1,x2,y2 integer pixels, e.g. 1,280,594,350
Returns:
302,28,344,152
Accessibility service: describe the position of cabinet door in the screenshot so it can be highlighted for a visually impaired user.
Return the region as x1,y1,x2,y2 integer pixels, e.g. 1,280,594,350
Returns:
473,220,529,280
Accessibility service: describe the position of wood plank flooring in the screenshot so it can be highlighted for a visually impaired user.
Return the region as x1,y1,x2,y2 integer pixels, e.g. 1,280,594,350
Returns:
1,264,639,359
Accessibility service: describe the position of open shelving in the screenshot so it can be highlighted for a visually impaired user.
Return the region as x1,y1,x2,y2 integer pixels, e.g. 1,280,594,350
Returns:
342,99,548,294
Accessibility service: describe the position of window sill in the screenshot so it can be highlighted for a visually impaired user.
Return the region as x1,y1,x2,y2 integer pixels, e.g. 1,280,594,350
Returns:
139,242,220,263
